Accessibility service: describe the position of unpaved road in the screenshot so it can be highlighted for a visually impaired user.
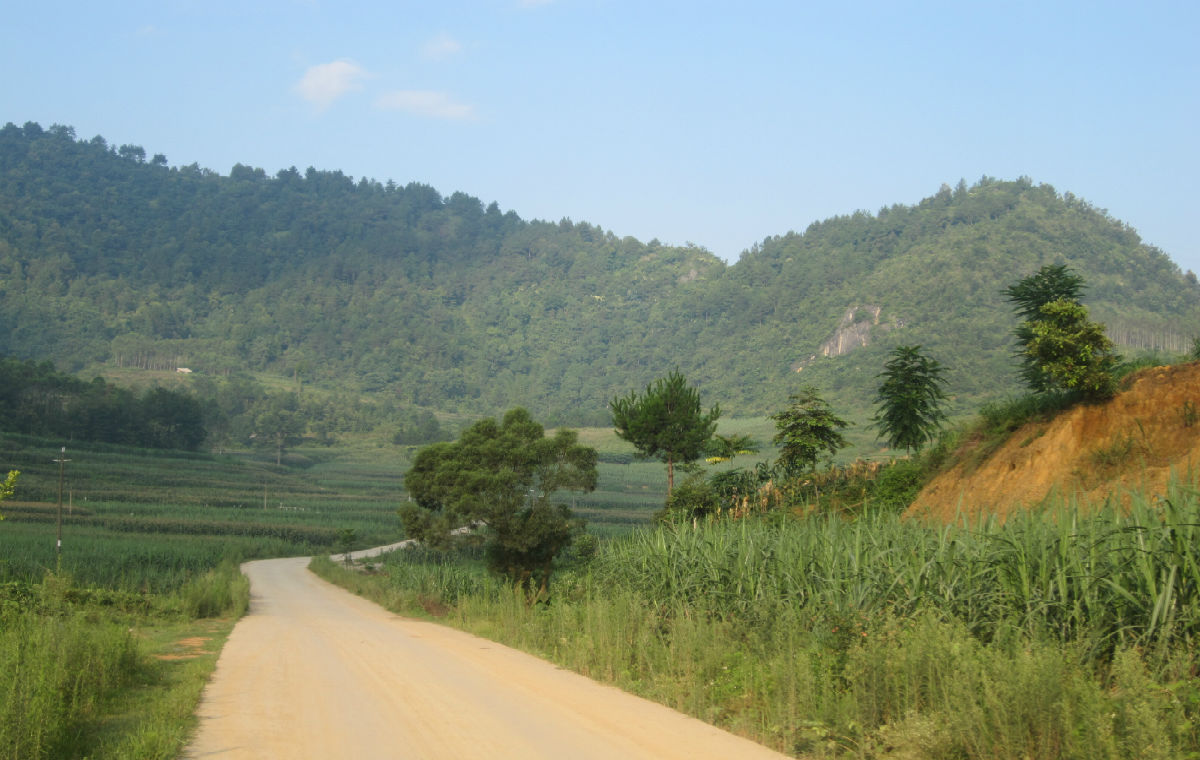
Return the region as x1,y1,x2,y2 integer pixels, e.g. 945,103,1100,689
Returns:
186,555,790,759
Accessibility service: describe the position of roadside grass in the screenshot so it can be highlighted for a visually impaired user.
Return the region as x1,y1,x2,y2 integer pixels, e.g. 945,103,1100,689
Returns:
0,422,672,757
81,616,237,759
0,561,248,760
318,479,1200,759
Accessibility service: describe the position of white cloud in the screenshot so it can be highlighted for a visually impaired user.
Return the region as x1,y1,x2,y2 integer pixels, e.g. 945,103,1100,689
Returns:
375,90,475,120
421,33,462,61
294,59,370,111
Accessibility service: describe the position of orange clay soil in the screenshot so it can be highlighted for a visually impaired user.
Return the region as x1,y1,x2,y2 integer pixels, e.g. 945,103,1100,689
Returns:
907,361,1200,523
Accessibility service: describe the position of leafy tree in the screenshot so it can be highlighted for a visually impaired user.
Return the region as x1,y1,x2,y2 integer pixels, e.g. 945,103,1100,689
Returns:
770,386,850,475
400,408,597,598
1025,299,1119,400
391,409,445,445
140,386,206,450
872,345,948,453
252,393,305,465
1003,266,1119,401
1004,265,1085,392
0,469,17,520
705,433,759,464
610,370,720,496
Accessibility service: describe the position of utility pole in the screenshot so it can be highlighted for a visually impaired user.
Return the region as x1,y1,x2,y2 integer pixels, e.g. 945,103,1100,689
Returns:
53,447,70,567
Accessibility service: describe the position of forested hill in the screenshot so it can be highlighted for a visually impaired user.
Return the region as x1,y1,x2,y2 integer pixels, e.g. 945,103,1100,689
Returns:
2,121,1197,426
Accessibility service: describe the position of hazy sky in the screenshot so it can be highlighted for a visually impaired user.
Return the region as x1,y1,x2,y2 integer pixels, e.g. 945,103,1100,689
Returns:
5,1,1198,274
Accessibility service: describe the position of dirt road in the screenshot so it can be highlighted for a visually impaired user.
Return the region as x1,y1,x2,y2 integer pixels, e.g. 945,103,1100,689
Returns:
185,555,790,759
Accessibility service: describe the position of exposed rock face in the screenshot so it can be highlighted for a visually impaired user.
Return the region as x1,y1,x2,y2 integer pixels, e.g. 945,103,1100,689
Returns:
819,305,885,358
907,362,1200,523
791,305,897,373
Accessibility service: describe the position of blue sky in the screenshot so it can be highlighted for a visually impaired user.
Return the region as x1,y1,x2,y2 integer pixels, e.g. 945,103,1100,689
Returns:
5,1,1198,274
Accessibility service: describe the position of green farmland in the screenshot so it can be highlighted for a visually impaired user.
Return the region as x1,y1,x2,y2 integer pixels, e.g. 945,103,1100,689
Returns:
0,427,678,587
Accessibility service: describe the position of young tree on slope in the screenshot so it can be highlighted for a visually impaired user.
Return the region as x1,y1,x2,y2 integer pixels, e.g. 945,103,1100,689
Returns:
873,345,949,454
1004,265,1118,401
770,386,850,476
610,370,721,497
1025,299,1119,401
1003,264,1085,392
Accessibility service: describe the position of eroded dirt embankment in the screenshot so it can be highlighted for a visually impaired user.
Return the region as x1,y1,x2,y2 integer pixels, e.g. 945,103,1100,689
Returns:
907,362,1200,523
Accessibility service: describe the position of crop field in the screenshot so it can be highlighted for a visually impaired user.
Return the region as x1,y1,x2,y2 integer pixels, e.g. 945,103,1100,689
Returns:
0,425,688,588
0,432,405,586
0,415,804,590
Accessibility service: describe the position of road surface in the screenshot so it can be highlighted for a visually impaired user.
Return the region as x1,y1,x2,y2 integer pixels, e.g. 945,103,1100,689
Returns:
185,554,791,759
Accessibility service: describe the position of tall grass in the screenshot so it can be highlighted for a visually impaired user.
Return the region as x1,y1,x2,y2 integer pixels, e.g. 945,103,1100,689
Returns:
590,483,1200,656
344,480,1200,758
0,562,249,759
0,576,139,760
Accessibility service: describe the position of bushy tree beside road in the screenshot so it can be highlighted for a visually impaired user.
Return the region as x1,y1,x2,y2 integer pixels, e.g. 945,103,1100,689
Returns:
400,408,597,598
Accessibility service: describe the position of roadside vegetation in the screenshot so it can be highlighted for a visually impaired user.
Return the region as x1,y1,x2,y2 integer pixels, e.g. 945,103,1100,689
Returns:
0,418,673,758
317,281,1199,758
318,469,1200,759
0,563,248,759
0,431,407,760
3,235,1196,758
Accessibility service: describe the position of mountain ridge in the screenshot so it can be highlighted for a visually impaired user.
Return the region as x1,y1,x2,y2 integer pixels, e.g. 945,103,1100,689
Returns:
2,121,1197,426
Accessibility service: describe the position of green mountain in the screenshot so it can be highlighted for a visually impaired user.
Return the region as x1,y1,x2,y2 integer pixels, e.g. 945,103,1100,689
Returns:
2,122,1197,427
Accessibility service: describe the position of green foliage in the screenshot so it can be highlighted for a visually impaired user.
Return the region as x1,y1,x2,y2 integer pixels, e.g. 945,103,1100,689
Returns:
610,370,720,495
872,345,948,453
171,559,251,619
1026,298,1119,400
0,357,206,450
0,430,410,589
704,432,758,463
1004,263,1086,321
769,386,850,475
869,457,927,511
3,125,1197,426
978,392,1076,436
659,472,722,524
595,482,1200,655
0,587,139,759
390,409,445,445
0,564,248,760
0,469,15,519
250,391,305,464
330,481,1200,758
1003,266,1120,401
335,528,358,564
400,408,598,595
1004,264,1086,393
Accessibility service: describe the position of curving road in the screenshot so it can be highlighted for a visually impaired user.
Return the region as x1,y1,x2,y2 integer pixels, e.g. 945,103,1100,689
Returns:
185,554,791,759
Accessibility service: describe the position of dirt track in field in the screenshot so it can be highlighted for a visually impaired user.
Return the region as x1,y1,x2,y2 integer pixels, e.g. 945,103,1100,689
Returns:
185,554,790,759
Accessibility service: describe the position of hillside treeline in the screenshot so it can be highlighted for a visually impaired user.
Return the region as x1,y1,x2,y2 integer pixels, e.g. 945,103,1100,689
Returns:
0,356,448,455
0,357,205,450
2,121,1197,425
